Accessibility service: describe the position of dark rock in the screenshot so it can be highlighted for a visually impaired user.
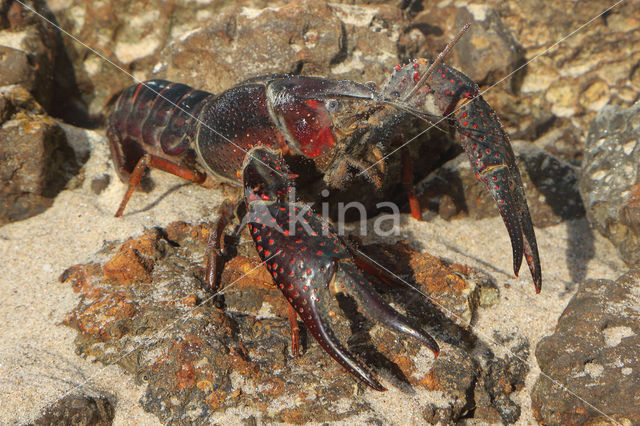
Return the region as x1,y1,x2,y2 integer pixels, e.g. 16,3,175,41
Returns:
33,393,115,426
60,222,497,423
400,4,523,86
417,140,584,227
531,269,640,425
0,86,78,225
473,332,529,424
579,103,640,267
0,1,59,112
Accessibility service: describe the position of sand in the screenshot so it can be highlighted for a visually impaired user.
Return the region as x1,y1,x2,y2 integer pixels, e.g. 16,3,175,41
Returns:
0,124,626,424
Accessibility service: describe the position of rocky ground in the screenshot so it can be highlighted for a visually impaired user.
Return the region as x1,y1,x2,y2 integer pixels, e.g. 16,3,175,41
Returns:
0,0,639,424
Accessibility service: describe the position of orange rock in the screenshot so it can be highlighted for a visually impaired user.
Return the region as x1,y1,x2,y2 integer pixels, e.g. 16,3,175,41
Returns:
176,363,196,391
205,389,227,411
59,263,103,297
418,370,443,391
102,231,160,284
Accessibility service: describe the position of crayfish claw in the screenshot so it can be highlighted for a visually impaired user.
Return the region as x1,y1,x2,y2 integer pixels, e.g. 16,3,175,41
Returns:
243,146,440,390
302,290,387,391
454,93,541,291
477,164,524,278
332,263,439,357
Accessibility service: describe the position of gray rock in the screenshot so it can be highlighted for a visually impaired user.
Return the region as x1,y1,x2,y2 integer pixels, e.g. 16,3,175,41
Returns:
531,269,640,425
473,332,530,424
32,393,115,426
161,1,401,94
579,103,640,267
0,86,78,225
0,1,58,112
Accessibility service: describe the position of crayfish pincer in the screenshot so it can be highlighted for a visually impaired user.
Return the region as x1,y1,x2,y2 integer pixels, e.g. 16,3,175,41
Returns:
242,146,439,391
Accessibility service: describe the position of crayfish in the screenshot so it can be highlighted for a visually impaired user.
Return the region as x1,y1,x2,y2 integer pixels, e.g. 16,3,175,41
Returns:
106,25,541,391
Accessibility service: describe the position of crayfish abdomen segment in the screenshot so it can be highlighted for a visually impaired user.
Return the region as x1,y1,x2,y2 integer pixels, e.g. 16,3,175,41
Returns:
107,80,213,181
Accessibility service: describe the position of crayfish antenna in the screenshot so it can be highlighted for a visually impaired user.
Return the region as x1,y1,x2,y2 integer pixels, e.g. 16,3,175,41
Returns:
402,22,472,103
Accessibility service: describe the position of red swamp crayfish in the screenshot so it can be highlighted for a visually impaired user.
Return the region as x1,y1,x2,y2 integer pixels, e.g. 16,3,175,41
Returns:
106,25,541,391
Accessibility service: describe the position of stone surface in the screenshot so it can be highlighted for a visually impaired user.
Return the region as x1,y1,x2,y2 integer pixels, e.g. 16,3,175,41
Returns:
531,269,640,425
402,0,640,162
59,221,524,424
25,0,640,160
400,4,523,86
33,393,115,426
579,103,640,267
473,332,530,424
0,86,78,225
417,140,585,228
0,1,58,112
161,1,402,94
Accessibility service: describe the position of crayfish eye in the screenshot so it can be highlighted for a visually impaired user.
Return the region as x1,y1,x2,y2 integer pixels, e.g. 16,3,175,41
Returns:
325,99,341,113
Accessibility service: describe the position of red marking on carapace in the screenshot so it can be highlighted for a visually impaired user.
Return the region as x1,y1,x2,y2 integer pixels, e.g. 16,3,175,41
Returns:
281,99,336,158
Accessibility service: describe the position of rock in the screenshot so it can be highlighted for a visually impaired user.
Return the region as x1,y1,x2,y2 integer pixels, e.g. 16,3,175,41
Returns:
417,140,585,227
0,86,79,225
0,1,57,111
357,241,495,328
401,0,640,161
161,1,401,95
47,0,402,119
473,332,530,424
579,103,640,267
47,0,204,118
0,46,34,88
33,393,115,426
401,4,523,86
59,221,501,423
473,333,529,424
531,269,640,425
